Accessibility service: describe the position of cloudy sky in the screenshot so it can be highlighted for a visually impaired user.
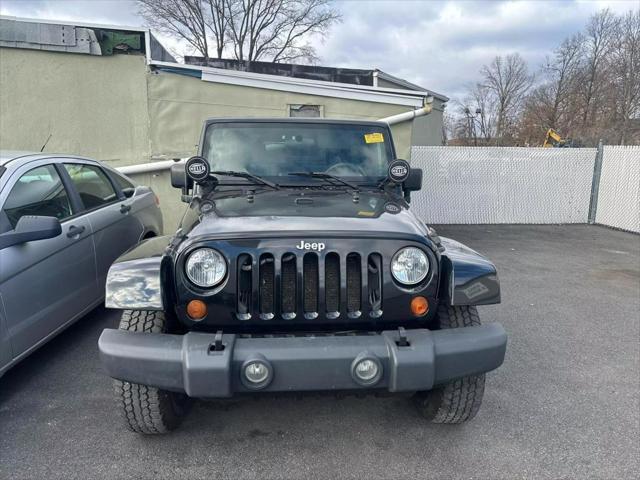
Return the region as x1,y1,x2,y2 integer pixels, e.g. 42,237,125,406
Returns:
1,0,638,102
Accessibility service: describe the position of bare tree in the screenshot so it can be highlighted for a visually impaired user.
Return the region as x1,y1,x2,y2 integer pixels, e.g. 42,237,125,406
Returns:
517,35,584,144
578,9,619,128
225,0,341,63
138,0,212,61
518,86,549,145
467,83,496,143
543,34,584,131
442,109,454,145
448,83,496,146
481,53,533,144
610,9,640,144
206,0,230,59
138,0,340,64
452,7,639,146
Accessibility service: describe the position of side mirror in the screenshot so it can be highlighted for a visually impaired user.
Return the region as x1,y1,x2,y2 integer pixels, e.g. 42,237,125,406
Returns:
0,216,62,250
122,187,135,198
404,168,422,192
171,162,190,189
387,159,422,202
402,166,422,204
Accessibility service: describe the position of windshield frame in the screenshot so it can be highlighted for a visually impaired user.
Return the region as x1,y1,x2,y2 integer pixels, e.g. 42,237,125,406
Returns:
199,119,397,186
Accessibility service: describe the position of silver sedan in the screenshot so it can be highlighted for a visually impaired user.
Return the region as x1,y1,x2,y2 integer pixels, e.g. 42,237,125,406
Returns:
0,152,163,376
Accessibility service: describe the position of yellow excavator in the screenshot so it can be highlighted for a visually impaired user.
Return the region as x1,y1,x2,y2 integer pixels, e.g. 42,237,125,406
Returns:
543,128,578,148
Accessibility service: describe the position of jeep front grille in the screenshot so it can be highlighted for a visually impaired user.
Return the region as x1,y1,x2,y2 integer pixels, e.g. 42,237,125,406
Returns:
281,253,297,317
324,253,340,314
236,251,383,321
303,254,319,318
346,253,361,315
259,254,275,318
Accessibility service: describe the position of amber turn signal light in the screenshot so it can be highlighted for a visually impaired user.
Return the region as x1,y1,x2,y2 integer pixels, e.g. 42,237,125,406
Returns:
410,296,429,316
186,299,207,320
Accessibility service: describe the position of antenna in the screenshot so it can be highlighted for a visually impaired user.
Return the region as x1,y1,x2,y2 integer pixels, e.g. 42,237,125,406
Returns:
40,133,52,152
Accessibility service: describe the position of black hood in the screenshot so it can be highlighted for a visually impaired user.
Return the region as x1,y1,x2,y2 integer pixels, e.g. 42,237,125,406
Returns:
179,188,431,244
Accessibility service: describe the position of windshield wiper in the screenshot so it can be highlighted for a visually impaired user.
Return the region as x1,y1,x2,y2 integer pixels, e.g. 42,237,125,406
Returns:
287,172,359,192
210,171,279,190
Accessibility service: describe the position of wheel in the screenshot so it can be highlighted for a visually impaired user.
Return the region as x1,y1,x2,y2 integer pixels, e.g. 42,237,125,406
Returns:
414,304,486,423
113,310,189,434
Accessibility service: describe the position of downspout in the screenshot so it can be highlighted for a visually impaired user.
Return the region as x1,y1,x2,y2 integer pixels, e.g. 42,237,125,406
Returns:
118,159,177,175
379,96,434,125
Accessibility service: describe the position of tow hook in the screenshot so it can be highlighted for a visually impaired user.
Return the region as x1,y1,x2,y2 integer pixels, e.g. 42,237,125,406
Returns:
396,327,410,347
209,330,225,352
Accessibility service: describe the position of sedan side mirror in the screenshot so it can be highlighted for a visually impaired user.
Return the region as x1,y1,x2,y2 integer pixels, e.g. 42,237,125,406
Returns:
122,187,135,198
0,216,62,250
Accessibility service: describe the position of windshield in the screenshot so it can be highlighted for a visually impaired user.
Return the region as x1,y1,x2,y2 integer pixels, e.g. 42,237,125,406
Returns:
201,122,393,183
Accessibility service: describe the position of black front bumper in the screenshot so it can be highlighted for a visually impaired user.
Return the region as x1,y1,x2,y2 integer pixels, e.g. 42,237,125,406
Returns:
98,324,507,398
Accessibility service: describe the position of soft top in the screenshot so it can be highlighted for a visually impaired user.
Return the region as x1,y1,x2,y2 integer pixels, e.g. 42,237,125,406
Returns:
202,118,390,128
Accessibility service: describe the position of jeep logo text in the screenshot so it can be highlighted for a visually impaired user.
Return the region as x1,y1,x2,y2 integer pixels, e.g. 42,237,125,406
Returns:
296,240,325,252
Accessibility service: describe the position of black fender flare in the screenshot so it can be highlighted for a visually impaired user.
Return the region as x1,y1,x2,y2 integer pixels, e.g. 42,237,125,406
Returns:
438,237,500,306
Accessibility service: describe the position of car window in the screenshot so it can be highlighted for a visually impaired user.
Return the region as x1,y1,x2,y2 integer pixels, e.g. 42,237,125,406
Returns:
2,164,73,229
64,164,118,210
111,172,135,191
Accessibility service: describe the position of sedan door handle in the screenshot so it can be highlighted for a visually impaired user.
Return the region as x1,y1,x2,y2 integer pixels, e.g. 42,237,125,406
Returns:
120,204,131,214
67,225,86,238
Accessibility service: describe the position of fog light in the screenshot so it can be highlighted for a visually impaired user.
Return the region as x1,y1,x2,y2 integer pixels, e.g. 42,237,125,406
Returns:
355,359,378,381
351,354,382,386
243,360,271,387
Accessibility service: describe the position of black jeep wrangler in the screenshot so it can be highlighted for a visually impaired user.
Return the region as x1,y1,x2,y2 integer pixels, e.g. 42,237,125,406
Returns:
99,119,506,434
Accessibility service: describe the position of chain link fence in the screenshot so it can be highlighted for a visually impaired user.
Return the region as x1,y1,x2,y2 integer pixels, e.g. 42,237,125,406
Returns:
410,146,597,224
595,146,640,233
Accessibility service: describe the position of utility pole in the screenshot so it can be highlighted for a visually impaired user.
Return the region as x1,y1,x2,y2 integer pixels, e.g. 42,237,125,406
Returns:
464,107,482,146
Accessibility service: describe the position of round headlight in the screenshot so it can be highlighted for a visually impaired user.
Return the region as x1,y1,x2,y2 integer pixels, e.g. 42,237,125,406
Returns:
391,247,429,285
185,248,227,288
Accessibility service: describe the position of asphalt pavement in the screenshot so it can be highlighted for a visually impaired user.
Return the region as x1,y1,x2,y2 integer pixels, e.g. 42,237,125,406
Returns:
1,225,638,480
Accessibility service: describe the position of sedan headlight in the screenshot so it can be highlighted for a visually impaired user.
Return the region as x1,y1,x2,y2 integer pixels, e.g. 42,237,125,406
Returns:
185,248,227,288
391,247,429,285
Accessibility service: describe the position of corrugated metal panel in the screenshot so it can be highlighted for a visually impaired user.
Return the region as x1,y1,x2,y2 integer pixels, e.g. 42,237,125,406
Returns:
410,146,597,224
595,146,640,233
0,19,98,54
1,19,73,45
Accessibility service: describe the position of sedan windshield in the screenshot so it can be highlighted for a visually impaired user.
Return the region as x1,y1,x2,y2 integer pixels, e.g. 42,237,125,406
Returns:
201,122,393,183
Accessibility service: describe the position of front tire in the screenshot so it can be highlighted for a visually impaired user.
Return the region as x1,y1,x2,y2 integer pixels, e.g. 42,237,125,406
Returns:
113,310,188,434
414,304,486,423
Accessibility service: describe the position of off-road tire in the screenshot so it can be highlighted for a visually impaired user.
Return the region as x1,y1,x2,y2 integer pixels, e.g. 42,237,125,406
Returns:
113,310,188,434
414,304,486,423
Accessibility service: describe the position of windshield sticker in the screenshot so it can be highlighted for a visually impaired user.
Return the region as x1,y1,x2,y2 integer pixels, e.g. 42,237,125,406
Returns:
357,210,376,217
364,132,384,144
